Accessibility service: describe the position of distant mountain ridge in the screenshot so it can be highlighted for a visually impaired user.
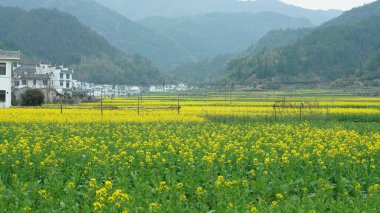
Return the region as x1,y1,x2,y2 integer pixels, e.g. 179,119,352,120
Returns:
322,0,380,27
168,27,314,84
241,1,380,54
140,12,313,61
94,0,341,25
0,6,163,84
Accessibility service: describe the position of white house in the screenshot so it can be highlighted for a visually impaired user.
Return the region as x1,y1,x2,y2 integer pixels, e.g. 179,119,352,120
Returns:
13,64,50,89
177,83,188,91
50,65,73,94
129,86,141,95
0,50,20,108
149,85,164,92
114,85,128,97
14,63,73,95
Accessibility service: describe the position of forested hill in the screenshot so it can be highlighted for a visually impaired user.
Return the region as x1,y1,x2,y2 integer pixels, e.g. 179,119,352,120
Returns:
226,15,380,82
167,27,313,84
238,1,380,59
0,0,193,70
170,55,233,84
0,6,162,84
247,28,313,54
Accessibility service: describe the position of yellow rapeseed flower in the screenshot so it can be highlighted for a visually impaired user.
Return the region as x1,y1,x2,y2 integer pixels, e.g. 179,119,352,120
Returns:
105,180,113,190
180,194,187,201
276,193,284,200
271,201,278,207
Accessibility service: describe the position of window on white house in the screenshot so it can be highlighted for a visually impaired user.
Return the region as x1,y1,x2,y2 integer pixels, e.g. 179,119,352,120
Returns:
66,82,70,88
33,80,36,86
66,74,70,79
22,80,26,85
0,63,6,75
43,80,47,86
60,81,64,87
0,90,5,102
60,73,64,79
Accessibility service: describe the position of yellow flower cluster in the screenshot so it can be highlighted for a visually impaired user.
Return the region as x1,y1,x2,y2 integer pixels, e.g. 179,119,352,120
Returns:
93,180,131,211
38,189,50,199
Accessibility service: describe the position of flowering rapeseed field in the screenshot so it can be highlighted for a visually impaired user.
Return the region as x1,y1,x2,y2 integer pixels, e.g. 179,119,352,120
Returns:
0,92,379,212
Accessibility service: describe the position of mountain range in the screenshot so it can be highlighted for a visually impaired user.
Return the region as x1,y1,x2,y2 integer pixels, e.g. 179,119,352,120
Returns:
0,0,342,71
1,0,375,85
171,0,380,84
139,12,313,61
0,6,162,84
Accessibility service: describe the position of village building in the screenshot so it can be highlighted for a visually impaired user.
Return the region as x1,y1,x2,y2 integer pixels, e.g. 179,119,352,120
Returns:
114,85,128,97
0,50,20,108
130,86,141,95
149,84,189,93
50,65,73,94
149,85,164,92
13,64,50,89
13,63,74,103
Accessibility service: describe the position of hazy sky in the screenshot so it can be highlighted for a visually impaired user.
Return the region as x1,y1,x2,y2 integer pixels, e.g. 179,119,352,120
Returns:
280,0,376,10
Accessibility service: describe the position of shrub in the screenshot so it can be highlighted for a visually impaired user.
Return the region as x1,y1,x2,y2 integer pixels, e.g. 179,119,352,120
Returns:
21,89,44,106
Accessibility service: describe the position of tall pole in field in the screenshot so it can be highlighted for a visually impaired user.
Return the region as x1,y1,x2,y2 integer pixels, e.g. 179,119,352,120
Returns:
100,89,103,116
224,85,226,110
60,95,63,114
177,93,180,115
230,83,232,105
137,94,140,115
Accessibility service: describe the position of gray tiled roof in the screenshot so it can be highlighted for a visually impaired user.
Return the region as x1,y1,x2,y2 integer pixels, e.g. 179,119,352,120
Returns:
17,73,50,80
14,64,37,73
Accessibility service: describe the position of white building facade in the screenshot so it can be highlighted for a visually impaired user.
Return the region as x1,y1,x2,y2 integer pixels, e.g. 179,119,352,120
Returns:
50,65,73,94
0,50,20,108
14,63,73,95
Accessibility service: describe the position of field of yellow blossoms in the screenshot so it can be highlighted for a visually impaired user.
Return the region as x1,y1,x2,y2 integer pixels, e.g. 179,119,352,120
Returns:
0,91,379,212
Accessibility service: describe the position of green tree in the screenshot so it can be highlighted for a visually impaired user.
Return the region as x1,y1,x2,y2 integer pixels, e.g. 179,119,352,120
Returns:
21,89,44,106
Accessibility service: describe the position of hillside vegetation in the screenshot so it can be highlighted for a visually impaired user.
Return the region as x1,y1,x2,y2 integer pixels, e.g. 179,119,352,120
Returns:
170,55,233,84
0,0,192,70
0,6,162,84
225,1,380,83
249,28,313,53
169,26,316,84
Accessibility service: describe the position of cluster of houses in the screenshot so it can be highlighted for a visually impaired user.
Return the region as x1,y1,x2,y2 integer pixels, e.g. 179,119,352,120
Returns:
0,49,190,108
72,82,189,97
